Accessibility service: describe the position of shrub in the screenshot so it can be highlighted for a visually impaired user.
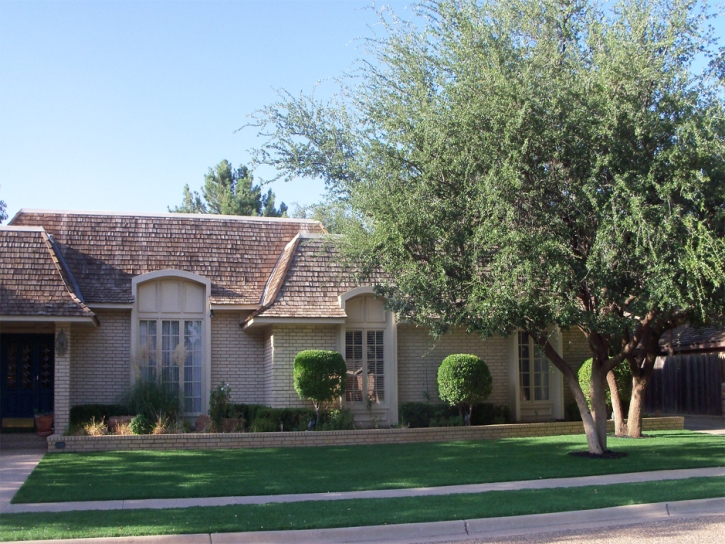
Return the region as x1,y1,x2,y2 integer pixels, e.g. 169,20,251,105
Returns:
577,359,632,411
83,417,107,436
437,354,493,425
293,350,346,426
123,379,181,423
129,414,152,435
318,409,355,430
400,402,511,428
430,414,464,427
115,423,133,435
249,416,279,433
70,404,128,426
209,382,232,432
565,401,582,421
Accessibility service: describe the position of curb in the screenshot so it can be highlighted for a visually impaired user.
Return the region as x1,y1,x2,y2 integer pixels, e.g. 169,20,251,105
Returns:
5,497,725,544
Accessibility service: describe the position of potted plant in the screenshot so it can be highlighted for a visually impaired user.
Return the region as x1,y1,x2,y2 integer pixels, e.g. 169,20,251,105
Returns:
34,410,54,437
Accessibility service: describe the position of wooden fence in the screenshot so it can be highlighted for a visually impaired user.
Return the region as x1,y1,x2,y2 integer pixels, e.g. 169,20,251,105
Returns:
644,353,724,416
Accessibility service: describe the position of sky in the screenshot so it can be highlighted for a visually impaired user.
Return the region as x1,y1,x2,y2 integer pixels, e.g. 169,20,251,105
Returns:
1,1,722,223
0,0,411,220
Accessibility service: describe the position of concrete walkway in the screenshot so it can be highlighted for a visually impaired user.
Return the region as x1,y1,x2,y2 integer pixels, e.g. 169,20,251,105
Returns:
4,466,724,514
3,497,724,544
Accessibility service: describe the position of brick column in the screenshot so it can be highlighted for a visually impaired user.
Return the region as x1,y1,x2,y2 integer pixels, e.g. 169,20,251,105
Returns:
54,322,72,435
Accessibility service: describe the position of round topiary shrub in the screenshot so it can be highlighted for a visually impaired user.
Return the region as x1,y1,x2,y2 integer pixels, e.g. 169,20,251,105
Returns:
437,354,493,425
293,350,347,427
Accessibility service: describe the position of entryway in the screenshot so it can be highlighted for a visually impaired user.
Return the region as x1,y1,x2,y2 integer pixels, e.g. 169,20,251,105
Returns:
0,334,54,428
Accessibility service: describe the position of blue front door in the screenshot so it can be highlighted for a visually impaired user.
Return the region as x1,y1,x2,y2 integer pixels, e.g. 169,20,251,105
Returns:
0,335,54,418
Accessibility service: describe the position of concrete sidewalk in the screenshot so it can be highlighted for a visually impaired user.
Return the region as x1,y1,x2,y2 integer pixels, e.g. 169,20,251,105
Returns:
0,450,45,513
4,497,724,544
4,466,724,514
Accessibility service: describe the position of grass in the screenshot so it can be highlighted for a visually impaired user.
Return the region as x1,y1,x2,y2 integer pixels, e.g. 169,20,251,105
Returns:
13,430,724,503
2,476,723,541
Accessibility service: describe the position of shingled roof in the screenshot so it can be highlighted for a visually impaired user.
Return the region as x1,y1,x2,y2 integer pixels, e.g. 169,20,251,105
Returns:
248,236,383,322
660,324,725,354
10,210,324,305
0,227,95,319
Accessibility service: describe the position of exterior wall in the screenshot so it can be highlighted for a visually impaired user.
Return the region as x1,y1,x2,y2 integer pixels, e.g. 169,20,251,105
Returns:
54,323,72,434
70,310,131,406
561,326,591,407
397,325,510,407
47,416,684,453
210,312,265,404
265,324,339,408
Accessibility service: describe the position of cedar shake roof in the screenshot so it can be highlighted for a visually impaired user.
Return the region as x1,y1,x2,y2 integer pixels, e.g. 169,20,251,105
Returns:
10,210,324,305
660,324,725,354
0,227,95,319
250,237,381,320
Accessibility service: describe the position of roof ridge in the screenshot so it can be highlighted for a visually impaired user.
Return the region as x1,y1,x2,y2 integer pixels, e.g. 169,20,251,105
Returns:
12,208,322,225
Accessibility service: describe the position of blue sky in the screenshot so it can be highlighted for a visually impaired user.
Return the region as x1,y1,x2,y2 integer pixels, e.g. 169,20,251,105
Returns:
0,0,410,220
1,1,722,222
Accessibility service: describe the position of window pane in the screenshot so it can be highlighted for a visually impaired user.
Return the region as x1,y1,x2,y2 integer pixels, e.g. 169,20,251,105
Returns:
161,321,180,387
184,320,202,413
345,330,363,402
138,320,157,381
366,329,384,403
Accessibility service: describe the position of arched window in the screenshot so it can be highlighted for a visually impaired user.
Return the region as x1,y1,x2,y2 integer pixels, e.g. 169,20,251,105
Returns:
132,272,209,415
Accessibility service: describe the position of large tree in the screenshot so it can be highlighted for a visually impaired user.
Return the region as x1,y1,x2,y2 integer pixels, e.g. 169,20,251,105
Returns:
170,160,287,217
249,0,725,454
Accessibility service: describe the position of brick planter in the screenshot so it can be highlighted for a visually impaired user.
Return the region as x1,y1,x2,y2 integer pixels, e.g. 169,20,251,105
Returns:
46,417,684,453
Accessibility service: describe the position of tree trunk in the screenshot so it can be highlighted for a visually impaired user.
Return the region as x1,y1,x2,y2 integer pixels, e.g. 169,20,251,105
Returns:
589,365,610,451
607,370,626,436
627,374,649,437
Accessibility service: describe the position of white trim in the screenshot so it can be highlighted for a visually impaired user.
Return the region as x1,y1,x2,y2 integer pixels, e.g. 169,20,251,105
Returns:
12,208,321,225
87,303,134,310
338,286,376,309
131,269,212,289
244,317,346,330
0,225,45,232
0,316,96,324
210,304,260,311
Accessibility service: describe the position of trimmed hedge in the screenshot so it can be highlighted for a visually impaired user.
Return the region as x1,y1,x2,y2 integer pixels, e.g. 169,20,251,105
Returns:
437,354,493,417
227,404,318,432
70,404,129,426
399,402,512,428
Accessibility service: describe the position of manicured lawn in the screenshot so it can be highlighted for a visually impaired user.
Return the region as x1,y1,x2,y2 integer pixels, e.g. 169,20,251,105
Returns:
13,431,724,504
2,476,723,541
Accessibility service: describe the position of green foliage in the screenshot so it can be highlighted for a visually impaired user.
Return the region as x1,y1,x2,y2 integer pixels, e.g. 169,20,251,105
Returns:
123,379,181,424
437,355,493,416
565,402,583,422
293,350,347,413
70,404,129,426
399,402,511,428
226,404,316,432
129,414,151,435
209,382,232,431
248,416,279,433
318,409,355,430
577,359,633,409
169,160,287,217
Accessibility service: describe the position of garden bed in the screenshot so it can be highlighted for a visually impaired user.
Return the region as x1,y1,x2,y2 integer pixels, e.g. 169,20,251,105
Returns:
47,416,684,453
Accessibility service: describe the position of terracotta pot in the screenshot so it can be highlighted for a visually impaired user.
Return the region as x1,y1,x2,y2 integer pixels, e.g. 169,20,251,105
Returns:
34,414,54,437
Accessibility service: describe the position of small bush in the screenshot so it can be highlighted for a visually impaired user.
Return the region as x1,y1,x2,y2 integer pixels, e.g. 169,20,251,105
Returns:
400,401,512,428
123,379,181,423
565,401,582,421
249,416,279,433
430,414,464,427
83,417,107,436
293,350,346,425
437,354,493,424
70,404,128,426
209,382,232,432
318,409,355,430
129,414,152,435
115,423,133,435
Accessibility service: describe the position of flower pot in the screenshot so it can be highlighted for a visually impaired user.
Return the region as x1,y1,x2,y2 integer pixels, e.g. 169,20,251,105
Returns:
34,414,54,437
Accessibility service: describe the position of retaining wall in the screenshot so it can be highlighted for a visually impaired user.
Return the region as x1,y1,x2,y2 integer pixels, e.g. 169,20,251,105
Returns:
47,416,684,453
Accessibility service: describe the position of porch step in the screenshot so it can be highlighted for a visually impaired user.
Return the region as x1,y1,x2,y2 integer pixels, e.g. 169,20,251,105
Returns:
1,418,34,429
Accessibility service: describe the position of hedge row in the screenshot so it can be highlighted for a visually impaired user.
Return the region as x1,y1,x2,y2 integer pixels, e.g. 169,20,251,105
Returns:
399,402,512,428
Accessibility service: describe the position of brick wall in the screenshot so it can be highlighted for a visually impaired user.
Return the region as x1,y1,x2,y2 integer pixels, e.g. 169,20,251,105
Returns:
397,325,510,406
211,312,265,404
70,310,131,406
265,325,339,408
561,326,591,406
46,416,684,453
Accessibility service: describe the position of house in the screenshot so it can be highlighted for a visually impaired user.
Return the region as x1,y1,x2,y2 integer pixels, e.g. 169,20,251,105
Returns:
0,210,591,433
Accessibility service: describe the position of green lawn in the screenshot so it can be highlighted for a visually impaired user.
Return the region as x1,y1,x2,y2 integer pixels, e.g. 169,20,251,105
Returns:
13,431,724,504
2,476,723,541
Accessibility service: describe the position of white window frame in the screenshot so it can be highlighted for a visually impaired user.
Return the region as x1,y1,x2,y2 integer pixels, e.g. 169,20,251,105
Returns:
130,270,211,417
